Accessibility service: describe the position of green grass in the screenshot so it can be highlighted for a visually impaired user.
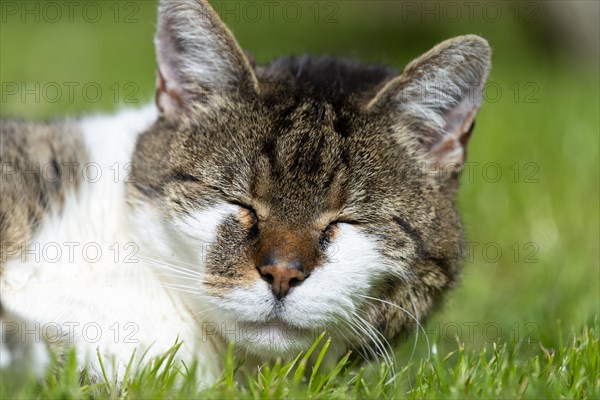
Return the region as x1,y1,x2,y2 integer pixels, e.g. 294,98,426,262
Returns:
1,1,599,398
3,322,598,399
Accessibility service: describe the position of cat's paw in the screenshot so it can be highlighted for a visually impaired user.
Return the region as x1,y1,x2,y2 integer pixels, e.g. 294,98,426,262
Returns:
0,303,50,381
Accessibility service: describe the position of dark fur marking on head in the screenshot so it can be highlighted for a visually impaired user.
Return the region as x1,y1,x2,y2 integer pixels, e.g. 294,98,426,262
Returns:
170,170,201,183
261,134,279,173
393,216,424,252
426,256,453,275
260,55,397,110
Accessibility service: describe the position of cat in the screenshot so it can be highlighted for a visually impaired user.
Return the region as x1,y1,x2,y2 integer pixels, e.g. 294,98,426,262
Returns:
0,0,491,386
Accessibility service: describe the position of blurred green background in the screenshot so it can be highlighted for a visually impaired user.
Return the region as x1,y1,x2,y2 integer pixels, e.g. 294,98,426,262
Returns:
1,0,598,359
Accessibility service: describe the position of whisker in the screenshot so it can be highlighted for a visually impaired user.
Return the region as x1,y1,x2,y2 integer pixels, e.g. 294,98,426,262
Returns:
411,297,431,359
352,311,395,375
192,306,221,319
358,294,430,361
155,272,204,282
346,315,380,362
140,255,205,279
325,319,374,369
160,283,202,296
354,308,397,372
139,253,202,272
161,282,205,290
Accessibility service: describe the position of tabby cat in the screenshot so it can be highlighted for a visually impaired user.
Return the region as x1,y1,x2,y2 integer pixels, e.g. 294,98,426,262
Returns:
0,0,491,384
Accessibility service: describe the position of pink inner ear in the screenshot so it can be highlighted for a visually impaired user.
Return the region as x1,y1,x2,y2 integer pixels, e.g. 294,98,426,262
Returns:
155,68,186,118
426,98,479,172
426,135,464,172
155,69,167,113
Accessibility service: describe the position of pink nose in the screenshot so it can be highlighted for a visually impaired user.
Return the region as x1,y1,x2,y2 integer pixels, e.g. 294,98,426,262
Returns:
257,262,308,299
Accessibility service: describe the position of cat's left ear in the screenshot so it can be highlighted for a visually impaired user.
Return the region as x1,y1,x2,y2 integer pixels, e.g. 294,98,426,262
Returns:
366,35,491,173
155,0,259,118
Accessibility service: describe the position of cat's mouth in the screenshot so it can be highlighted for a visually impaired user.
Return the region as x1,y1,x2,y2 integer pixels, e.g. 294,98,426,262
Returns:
233,318,319,355
237,318,313,336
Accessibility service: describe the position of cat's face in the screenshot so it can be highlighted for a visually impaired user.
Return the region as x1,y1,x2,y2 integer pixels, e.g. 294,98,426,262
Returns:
132,0,491,358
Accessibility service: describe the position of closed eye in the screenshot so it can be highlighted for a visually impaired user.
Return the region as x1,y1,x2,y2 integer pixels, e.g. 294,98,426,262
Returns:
320,219,360,248
229,201,259,223
328,218,360,228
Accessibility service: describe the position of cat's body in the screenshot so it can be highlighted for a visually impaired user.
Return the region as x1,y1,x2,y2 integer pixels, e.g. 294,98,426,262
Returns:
1,0,491,385
1,107,224,382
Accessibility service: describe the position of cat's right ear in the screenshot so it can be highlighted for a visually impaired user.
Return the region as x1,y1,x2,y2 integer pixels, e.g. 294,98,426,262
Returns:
365,35,491,174
155,0,259,118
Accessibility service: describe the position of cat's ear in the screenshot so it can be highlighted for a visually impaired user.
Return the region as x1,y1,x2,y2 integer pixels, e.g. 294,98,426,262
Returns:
366,35,491,173
155,0,259,118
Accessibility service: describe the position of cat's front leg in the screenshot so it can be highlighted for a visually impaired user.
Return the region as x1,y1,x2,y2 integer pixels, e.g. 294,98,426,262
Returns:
0,302,50,388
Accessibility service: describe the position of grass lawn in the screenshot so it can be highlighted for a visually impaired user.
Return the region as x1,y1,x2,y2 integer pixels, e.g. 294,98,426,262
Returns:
1,1,598,398
2,322,598,399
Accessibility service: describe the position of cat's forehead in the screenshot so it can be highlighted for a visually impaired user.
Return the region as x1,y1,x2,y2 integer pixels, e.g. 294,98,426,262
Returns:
196,93,357,169
260,100,348,164
172,95,360,217
163,84,412,219
250,100,354,214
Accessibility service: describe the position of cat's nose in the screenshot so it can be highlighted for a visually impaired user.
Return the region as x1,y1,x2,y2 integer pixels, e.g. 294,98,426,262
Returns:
257,259,308,299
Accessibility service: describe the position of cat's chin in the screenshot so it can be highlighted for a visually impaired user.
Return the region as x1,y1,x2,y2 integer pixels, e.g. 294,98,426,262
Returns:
232,320,320,357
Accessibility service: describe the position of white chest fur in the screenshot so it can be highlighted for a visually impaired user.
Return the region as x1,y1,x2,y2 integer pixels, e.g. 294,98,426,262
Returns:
1,106,223,384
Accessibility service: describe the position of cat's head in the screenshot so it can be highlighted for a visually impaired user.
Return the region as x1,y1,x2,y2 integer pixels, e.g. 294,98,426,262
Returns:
132,0,491,358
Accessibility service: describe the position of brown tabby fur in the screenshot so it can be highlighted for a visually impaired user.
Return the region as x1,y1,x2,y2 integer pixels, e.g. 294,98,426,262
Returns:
1,0,491,364
131,0,491,352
